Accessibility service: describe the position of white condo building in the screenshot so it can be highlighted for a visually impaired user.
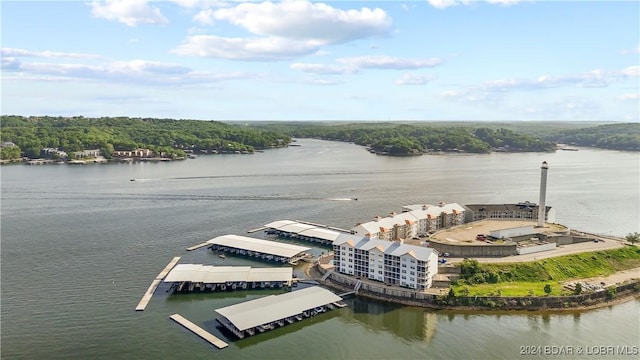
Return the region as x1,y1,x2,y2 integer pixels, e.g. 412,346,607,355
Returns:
332,235,439,291
352,202,466,240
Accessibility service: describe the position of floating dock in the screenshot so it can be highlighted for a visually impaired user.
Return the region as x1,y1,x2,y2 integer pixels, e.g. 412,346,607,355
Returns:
170,313,228,349
264,220,351,245
164,264,293,292
186,242,209,251
215,286,343,339
205,234,311,264
135,256,181,311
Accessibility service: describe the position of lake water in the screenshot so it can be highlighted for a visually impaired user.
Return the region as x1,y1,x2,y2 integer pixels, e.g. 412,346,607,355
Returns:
1,139,639,359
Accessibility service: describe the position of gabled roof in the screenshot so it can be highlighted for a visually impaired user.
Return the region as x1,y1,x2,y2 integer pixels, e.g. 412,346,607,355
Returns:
333,234,436,261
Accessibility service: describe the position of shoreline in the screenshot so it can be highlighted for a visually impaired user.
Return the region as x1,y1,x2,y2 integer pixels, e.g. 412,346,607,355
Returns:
303,262,640,313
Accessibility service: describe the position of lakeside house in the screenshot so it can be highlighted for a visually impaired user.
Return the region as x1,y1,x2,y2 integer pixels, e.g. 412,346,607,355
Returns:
112,148,154,158
352,202,466,240
333,235,439,291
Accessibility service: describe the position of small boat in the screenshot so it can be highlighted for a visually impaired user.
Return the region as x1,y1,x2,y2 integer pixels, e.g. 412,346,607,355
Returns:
219,254,226,259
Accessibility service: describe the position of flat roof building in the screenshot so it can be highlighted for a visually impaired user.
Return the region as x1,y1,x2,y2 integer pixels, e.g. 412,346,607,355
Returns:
206,235,311,264
464,202,556,224
215,286,343,338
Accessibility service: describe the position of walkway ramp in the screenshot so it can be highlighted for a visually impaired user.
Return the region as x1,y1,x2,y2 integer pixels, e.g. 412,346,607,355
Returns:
170,314,228,349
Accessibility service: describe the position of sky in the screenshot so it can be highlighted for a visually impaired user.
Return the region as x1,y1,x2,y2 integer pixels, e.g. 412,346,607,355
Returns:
1,0,639,121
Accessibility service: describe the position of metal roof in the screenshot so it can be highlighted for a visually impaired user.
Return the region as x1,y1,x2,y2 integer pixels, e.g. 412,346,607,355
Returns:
298,227,341,241
263,220,297,229
206,234,310,258
163,264,293,284
278,223,317,234
215,286,342,331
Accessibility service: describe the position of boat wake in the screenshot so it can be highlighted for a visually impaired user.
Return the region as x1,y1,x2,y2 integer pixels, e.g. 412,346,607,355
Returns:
327,198,357,201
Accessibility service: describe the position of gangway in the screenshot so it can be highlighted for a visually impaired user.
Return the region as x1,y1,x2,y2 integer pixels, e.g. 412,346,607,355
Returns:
321,269,334,281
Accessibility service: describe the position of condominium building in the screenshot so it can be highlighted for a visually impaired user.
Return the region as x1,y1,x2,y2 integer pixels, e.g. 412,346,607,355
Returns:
352,202,466,239
332,235,439,291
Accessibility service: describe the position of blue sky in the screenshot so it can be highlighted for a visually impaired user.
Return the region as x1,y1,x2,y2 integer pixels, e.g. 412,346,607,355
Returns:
1,0,638,121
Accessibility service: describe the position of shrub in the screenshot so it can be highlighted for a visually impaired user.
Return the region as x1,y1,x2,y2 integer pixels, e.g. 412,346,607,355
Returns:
544,284,552,294
574,283,583,295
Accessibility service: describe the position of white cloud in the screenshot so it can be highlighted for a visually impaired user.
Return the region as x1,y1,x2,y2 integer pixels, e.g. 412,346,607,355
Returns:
428,0,465,9
2,56,251,86
90,0,168,27
207,1,392,43
1,47,101,59
337,55,443,69
621,65,639,77
182,1,392,61
620,45,640,55
618,93,639,101
290,63,353,75
395,73,436,85
172,35,323,60
428,0,526,9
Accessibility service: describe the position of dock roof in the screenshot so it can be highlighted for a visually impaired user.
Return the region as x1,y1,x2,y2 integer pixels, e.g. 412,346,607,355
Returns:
206,235,310,258
163,264,293,284
263,220,297,229
298,227,341,241
215,286,342,331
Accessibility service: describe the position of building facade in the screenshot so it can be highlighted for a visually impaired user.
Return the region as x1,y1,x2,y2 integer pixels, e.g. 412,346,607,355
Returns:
352,202,466,239
464,202,556,224
332,235,439,291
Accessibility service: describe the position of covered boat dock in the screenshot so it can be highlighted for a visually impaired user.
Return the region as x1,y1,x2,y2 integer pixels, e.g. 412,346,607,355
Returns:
206,234,312,264
163,264,293,292
264,220,345,245
215,286,344,338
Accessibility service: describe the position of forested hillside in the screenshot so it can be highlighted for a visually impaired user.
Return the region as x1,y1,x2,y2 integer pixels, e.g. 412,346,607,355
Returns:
540,123,640,151
251,123,556,155
0,116,291,159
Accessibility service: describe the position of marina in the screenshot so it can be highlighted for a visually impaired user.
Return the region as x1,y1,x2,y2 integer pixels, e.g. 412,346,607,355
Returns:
215,286,344,339
264,220,348,245
163,264,293,292
205,234,312,264
135,256,181,311
169,314,228,349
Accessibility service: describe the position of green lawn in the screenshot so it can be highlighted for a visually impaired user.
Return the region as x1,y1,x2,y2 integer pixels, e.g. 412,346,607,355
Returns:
451,245,640,297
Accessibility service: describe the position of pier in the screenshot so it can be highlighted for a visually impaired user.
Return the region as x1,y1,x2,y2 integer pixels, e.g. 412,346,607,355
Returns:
135,256,181,311
186,242,209,251
169,314,228,349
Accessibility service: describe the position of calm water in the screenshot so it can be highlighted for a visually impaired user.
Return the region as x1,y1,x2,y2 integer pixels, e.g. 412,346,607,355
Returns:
1,139,639,359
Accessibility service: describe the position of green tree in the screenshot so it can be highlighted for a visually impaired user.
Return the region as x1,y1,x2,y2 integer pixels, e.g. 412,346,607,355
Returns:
543,284,552,294
625,232,640,244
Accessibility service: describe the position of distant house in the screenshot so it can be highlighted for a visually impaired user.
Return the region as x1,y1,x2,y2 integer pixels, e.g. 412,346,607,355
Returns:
112,148,153,158
42,147,68,159
74,149,101,158
1,142,16,148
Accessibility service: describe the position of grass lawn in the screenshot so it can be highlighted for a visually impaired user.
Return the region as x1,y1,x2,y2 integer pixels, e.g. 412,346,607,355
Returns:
451,245,640,297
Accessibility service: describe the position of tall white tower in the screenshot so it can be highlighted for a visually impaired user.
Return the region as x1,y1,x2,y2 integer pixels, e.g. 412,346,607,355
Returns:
537,161,549,227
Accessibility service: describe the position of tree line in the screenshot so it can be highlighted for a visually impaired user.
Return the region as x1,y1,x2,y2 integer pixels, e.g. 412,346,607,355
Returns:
0,116,291,159
251,122,556,155
540,123,640,151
